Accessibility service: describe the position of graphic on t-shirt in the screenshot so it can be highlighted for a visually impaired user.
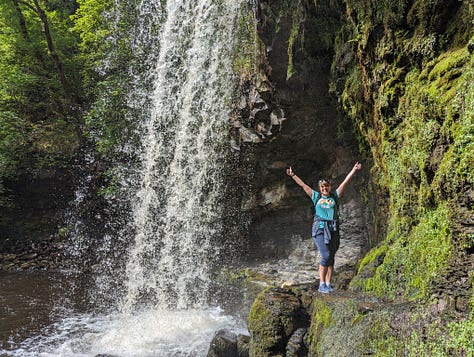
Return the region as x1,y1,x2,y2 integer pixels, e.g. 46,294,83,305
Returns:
318,198,334,208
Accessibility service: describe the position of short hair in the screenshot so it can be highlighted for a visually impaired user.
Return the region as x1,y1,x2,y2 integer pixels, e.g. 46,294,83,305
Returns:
318,178,331,186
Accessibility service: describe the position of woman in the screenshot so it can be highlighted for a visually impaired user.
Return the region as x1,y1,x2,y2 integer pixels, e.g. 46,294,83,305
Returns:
286,162,362,293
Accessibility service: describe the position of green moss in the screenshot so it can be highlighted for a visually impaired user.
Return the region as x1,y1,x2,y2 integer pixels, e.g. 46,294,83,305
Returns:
432,58,474,200
286,18,300,80
357,244,387,275
363,203,452,299
360,312,403,356
247,288,279,356
232,7,263,79
307,298,333,356
338,31,473,298
403,300,474,356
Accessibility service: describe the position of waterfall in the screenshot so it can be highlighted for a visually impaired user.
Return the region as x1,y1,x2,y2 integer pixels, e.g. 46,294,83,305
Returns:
0,1,249,356
120,0,243,312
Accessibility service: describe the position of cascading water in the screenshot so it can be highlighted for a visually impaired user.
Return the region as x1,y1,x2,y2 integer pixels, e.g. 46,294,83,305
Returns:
1,1,249,356
122,0,242,311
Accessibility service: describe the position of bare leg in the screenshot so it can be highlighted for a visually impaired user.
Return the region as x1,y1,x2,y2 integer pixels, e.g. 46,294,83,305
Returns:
326,266,334,284
319,265,328,283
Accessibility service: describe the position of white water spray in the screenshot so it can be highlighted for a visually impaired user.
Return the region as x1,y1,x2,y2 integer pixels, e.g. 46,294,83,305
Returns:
0,1,249,356
121,0,243,312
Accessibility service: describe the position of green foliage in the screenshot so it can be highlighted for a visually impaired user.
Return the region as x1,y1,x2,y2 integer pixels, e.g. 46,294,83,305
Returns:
444,298,474,356
71,0,112,90
334,0,474,301
403,299,474,356
373,204,451,299
72,0,153,158
0,111,30,206
353,244,387,277
0,0,82,209
232,6,262,78
0,112,29,177
286,18,300,80
364,307,474,356
431,52,474,200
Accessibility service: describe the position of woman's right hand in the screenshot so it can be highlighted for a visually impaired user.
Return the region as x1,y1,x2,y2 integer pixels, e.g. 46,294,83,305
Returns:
286,167,294,176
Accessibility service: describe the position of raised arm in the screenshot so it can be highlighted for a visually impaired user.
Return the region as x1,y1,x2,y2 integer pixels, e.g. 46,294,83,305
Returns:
286,167,313,198
336,162,362,197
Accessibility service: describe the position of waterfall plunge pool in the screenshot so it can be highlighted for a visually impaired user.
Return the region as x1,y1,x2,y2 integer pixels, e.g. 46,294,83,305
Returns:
0,270,250,357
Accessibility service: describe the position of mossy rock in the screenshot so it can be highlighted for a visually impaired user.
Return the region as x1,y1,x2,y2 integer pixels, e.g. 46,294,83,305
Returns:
247,287,309,356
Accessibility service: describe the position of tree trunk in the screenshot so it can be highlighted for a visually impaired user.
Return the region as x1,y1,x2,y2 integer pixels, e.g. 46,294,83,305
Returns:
31,0,69,98
12,0,29,40
29,0,85,144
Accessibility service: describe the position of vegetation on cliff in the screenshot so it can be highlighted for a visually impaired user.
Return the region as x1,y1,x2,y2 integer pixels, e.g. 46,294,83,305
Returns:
332,0,473,301
1,0,472,353
0,0,151,241
246,0,473,355
332,0,474,350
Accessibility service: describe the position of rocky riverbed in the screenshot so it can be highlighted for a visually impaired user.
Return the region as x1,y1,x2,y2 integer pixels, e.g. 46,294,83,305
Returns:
0,236,64,271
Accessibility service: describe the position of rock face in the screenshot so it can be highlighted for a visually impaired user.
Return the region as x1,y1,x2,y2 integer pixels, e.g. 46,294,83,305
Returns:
0,169,74,243
242,0,474,355
246,284,473,357
233,0,371,281
0,168,75,270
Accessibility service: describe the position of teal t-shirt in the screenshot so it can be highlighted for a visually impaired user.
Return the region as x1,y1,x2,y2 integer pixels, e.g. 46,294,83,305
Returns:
311,189,339,228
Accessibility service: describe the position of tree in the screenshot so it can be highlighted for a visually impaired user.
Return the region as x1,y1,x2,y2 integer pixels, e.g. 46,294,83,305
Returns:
0,0,83,208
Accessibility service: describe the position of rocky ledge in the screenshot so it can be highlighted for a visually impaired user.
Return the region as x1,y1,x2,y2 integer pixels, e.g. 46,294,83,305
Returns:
208,281,471,357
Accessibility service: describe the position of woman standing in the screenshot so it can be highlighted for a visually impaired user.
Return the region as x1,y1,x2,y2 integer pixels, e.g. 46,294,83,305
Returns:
286,162,362,293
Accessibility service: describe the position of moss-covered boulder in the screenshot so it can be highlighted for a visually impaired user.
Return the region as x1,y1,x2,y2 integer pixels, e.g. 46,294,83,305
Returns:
247,287,310,356
307,291,474,356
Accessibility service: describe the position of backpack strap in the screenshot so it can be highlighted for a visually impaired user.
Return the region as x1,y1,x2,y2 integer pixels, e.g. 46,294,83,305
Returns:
331,191,341,221
314,191,340,221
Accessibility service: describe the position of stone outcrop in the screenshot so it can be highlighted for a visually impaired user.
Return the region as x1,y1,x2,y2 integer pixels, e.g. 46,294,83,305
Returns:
207,329,250,357
247,287,310,356
0,167,75,270
244,283,472,357
232,0,371,275
238,0,473,355
0,235,64,270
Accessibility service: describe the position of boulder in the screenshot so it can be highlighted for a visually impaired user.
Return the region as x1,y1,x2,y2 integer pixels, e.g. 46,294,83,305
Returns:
247,287,310,356
207,329,238,357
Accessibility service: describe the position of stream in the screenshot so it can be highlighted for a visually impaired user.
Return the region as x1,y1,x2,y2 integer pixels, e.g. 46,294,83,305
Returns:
0,270,250,357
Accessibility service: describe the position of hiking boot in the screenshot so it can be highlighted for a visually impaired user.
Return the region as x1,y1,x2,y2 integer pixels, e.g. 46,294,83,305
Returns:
318,283,329,294
326,283,334,292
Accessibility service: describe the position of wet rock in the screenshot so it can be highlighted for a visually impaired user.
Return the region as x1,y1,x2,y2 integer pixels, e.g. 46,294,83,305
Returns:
239,127,261,143
20,261,36,270
286,327,308,357
237,334,250,357
0,235,66,271
21,253,38,260
3,262,15,269
247,287,309,356
2,253,17,261
207,329,238,357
